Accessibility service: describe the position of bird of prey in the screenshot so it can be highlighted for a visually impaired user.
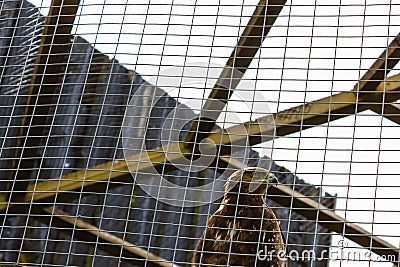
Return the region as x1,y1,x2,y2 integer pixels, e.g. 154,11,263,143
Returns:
192,167,287,267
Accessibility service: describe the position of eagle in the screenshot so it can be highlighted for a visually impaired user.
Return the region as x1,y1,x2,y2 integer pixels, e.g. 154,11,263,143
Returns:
192,167,287,267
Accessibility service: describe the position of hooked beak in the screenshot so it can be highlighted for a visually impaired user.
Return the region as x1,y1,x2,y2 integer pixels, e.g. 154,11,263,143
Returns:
266,173,278,184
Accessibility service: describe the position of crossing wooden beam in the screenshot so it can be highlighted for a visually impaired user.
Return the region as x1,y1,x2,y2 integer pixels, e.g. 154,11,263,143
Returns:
206,73,400,154
354,33,400,93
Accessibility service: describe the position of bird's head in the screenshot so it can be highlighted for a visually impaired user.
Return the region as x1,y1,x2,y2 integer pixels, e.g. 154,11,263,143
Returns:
224,167,278,195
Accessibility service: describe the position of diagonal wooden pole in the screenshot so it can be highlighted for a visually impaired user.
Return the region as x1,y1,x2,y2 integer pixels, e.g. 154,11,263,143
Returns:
184,0,287,145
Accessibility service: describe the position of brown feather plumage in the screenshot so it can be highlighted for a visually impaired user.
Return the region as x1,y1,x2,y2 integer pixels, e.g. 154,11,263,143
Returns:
192,167,287,267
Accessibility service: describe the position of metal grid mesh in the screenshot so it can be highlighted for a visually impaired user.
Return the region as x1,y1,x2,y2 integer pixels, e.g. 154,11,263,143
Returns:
0,0,399,266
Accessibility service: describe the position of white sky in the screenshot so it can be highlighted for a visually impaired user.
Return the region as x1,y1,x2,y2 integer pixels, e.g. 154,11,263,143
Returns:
31,0,400,265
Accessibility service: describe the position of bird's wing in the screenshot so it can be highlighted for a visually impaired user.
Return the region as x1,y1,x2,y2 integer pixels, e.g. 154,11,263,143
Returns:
192,212,232,266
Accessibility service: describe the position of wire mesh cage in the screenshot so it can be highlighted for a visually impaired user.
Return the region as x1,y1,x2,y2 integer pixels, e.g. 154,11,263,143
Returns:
0,0,399,266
